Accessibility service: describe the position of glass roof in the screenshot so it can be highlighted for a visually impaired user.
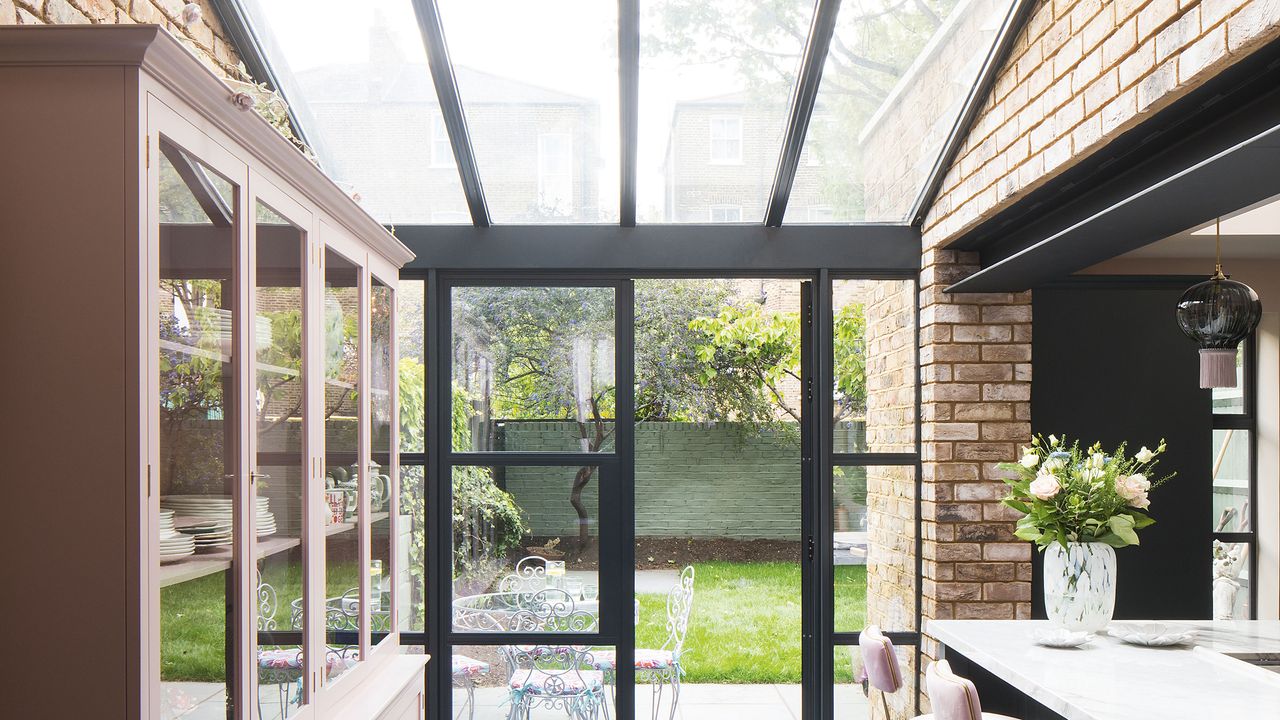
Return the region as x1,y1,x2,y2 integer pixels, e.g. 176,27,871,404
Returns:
437,0,620,223
639,0,816,224
240,0,1021,226
242,0,470,225
787,0,1018,223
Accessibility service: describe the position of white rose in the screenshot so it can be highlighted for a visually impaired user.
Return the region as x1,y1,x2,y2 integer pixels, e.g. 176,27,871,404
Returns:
1042,457,1065,472
1088,453,1106,469
1082,467,1103,482
1135,447,1155,463
1029,473,1061,501
1020,451,1039,469
1115,474,1152,504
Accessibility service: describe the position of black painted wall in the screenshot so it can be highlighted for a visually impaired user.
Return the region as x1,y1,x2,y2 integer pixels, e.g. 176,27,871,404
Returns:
1032,279,1213,619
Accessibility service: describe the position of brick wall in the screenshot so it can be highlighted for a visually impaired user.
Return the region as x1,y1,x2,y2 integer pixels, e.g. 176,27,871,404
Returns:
916,0,1280,679
500,420,866,539
3,1,241,79
923,0,1280,246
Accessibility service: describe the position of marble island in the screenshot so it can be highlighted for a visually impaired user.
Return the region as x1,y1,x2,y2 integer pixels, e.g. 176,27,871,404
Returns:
926,620,1280,720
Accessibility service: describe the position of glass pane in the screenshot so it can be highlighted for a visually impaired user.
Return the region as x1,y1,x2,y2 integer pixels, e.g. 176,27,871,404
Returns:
786,0,1019,222
833,279,916,454
634,279,803,717
835,465,916,632
1212,429,1251,532
253,201,307,718
451,286,616,452
371,278,394,641
835,644,913,720
242,0,470,224
156,140,238,719
452,465,601,634
1212,541,1251,620
437,0,619,223
450,644,615,720
1212,345,1246,413
399,464,426,632
323,249,361,681
399,279,426,454
639,0,817,222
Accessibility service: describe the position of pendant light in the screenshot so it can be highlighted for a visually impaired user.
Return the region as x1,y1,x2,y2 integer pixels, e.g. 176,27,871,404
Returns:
1175,218,1261,389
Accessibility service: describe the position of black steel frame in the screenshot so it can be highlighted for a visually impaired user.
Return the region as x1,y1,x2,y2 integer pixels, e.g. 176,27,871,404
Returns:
397,268,921,720
409,0,491,226
765,0,841,227
1210,335,1260,617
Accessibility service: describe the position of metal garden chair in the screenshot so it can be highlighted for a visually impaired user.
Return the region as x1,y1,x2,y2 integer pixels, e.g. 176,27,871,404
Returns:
593,565,695,720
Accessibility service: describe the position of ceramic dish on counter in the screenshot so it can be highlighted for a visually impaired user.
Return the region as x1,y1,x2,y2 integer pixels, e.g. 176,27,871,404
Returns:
1032,627,1094,648
1107,623,1197,647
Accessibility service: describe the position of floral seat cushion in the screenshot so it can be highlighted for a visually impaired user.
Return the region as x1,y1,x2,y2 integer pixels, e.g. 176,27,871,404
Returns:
256,648,358,674
452,654,491,679
588,648,678,671
509,668,605,696
257,649,303,671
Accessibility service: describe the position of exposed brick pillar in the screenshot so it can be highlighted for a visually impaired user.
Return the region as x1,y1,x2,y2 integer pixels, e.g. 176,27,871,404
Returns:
918,248,1033,664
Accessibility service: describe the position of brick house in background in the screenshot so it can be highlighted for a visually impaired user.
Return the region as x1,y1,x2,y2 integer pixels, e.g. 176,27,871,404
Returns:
296,60,601,225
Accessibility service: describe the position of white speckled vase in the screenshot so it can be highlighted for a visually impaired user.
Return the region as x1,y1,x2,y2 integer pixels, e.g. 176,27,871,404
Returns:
1044,542,1116,631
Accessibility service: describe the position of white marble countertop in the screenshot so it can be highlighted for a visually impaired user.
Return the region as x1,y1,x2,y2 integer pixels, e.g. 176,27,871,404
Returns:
927,620,1280,720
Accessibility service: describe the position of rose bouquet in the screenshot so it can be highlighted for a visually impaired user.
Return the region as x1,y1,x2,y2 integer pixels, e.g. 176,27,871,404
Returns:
999,435,1173,550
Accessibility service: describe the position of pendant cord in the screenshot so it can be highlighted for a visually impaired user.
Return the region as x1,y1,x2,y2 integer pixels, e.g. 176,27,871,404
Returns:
1213,217,1226,280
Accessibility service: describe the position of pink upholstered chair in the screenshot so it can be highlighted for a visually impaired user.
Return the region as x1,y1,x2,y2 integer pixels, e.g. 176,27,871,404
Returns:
859,625,904,717
920,659,1019,720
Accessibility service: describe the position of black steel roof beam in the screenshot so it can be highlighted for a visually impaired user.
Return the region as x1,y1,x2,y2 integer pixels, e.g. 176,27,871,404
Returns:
911,0,1038,225
764,0,842,228
619,0,640,227
409,0,491,227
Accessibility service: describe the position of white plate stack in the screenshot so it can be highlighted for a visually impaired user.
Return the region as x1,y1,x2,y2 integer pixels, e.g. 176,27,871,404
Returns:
159,509,196,562
160,495,277,538
177,518,234,551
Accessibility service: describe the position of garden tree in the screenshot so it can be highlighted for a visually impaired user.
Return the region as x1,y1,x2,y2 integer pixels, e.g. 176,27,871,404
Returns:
453,280,868,552
690,301,867,423
454,286,617,551
648,0,960,216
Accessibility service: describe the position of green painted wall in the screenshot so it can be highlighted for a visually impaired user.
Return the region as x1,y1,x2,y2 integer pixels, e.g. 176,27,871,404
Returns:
495,421,866,539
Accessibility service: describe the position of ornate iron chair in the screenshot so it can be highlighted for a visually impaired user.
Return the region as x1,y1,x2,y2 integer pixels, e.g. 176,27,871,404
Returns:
502,645,611,720
254,573,303,719
594,565,695,720
451,654,491,720
499,555,550,594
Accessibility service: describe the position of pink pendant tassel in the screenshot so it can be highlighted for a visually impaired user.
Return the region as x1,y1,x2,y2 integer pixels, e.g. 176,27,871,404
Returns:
1199,348,1238,389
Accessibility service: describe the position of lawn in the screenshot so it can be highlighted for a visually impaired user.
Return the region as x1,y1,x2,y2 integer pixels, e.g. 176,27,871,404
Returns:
635,562,866,684
161,561,359,682
162,560,868,684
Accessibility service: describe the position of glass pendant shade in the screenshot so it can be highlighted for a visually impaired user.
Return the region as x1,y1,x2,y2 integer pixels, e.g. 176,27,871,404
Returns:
1176,275,1260,388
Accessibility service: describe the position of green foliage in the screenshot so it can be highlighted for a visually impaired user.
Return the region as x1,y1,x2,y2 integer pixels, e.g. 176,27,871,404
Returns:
688,301,867,423
450,385,528,578
999,435,1172,551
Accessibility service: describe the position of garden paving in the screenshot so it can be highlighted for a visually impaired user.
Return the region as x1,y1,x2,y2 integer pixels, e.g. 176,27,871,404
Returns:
460,682,870,719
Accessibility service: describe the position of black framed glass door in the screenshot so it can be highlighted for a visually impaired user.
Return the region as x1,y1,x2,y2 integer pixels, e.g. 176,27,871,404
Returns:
407,271,920,720
430,278,634,720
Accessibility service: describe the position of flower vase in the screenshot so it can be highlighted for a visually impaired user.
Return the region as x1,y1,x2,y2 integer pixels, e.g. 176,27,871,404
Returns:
1043,541,1116,631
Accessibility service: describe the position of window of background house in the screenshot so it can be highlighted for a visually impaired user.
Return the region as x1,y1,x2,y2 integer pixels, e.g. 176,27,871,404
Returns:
709,205,743,222
431,115,454,169
537,133,574,216
709,116,743,164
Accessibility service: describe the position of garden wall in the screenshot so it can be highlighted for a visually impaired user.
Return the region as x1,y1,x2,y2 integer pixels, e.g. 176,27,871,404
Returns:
497,420,866,540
